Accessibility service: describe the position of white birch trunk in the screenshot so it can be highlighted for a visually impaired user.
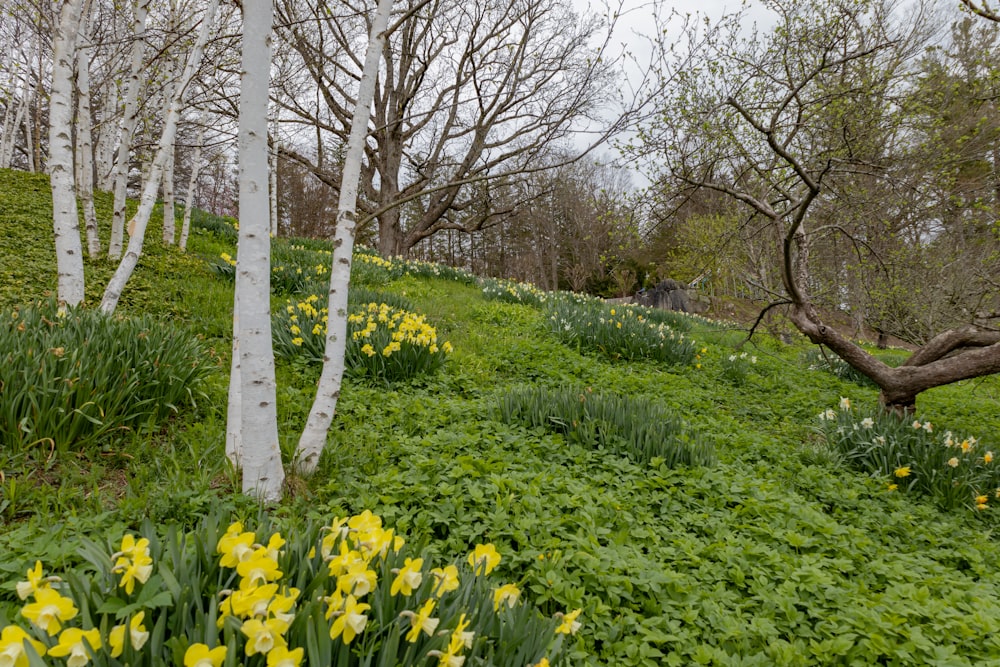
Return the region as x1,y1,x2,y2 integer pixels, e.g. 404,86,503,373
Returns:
162,146,176,244
100,0,218,315
95,86,119,191
161,49,180,245
75,9,100,257
179,124,204,251
23,96,34,172
0,82,24,168
269,137,278,238
49,0,88,308
235,0,284,501
295,0,395,473
226,289,242,465
109,0,151,259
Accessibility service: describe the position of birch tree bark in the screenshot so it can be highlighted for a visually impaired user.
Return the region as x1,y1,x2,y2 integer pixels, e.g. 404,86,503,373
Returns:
75,8,100,257
49,0,88,308
235,0,284,500
295,0,395,473
100,0,219,314
179,124,205,251
109,0,151,260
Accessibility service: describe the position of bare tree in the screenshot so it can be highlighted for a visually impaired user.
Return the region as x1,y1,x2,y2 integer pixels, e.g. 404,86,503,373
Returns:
274,0,626,257
640,0,1000,412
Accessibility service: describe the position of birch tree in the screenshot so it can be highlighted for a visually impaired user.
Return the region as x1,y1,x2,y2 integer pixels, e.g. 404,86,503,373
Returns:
108,0,151,260
232,0,284,501
295,0,396,473
100,0,219,314
48,0,89,308
75,6,100,257
179,123,205,251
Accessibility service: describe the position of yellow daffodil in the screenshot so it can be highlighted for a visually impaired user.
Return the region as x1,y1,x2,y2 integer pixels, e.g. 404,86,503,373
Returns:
0,625,47,667
114,550,153,595
893,466,910,478
985,451,994,464
16,561,49,600
218,526,257,568
241,618,289,656
329,595,369,644
108,611,149,657
430,565,460,597
266,646,304,667
21,587,78,635
391,558,424,596
236,554,283,588
887,484,898,491
183,644,227,667
403,599,439,642
227,583,279,618
493,583,520,610
327,541,365,578
48,628,101,667
336,560,378,597
555,608,583,635
467,544,501,575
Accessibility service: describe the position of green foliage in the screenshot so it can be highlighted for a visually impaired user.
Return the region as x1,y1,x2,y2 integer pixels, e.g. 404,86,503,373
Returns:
0,301,212,458
801,345,907,388
818,399,998,511
270,242,333,295
719,350,759,386
496,386,715,468
545,300,696,366
0,509,575,667
191,210,239,242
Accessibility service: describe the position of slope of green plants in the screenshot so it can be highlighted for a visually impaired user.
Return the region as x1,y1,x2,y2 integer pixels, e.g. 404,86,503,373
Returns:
3,168,1000,666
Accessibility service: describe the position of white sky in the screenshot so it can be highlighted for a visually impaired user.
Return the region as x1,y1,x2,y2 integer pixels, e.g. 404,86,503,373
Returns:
569,0,777,188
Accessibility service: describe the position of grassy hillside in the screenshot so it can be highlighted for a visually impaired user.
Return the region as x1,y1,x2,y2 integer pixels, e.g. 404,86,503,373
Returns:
3,168,1000,665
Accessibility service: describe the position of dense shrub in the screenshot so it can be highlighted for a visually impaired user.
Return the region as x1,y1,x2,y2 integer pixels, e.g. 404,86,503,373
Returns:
496,386,715,467
0,302,211,457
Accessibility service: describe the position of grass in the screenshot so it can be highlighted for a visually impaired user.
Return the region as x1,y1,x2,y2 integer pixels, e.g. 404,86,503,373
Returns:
3,168,1000,665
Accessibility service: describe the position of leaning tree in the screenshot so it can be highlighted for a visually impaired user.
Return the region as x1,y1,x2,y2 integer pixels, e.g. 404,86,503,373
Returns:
639,0,1000,412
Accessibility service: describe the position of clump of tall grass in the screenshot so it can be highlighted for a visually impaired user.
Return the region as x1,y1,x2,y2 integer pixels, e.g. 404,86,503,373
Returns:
545,301,696,366
0,302,212,457
496,386,715,468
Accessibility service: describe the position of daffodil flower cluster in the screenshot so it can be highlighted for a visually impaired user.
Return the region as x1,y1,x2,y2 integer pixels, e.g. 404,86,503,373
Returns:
818,398,996,513
5,540,151,667
0,512,577,667
344,303,452,382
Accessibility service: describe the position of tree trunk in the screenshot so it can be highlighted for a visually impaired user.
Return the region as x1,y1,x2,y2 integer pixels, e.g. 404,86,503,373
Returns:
109,0,151,260
235,0,284,501
100,0,218,314
48,0,88,308
296,0,396,474
179,125,205,251
161,53,180,245
75,9,100,258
